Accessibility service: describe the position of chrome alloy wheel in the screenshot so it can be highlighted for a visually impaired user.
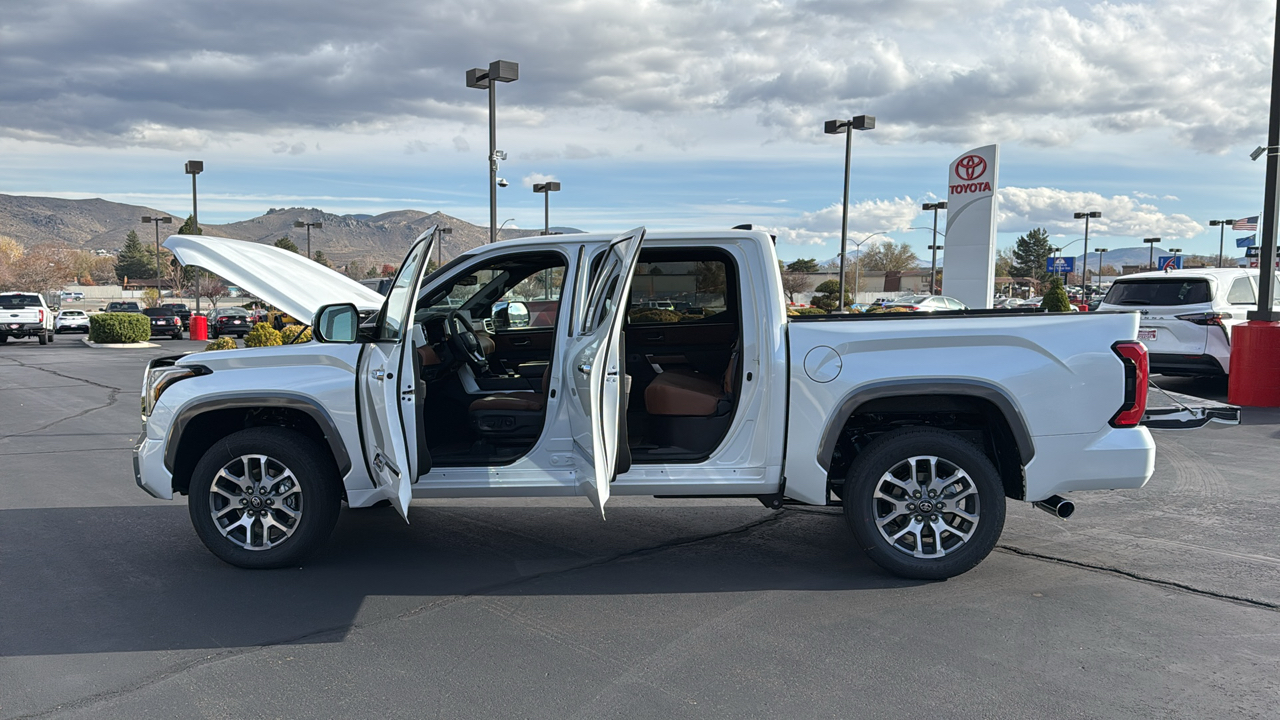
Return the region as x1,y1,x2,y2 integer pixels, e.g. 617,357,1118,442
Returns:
208,454,304,551
872,454,980,559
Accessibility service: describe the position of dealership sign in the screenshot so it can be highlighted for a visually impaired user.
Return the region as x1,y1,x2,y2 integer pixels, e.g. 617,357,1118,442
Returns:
943,144,1000,309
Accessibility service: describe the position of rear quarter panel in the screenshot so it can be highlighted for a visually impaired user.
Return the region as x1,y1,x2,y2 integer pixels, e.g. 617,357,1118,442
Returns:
783,312,1150,504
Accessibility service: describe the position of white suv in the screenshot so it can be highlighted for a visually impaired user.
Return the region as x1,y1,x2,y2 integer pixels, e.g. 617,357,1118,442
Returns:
1097,268,1277,376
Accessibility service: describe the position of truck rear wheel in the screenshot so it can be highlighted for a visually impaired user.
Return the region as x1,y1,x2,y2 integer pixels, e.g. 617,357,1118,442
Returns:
842,427,1005,580
187,427,341,569
37,332,47,345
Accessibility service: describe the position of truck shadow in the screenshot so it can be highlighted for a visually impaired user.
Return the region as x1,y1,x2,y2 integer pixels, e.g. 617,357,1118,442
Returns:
1,503,914,657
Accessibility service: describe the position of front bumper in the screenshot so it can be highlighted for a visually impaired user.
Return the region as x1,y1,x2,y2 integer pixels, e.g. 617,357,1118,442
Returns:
133,430,173,499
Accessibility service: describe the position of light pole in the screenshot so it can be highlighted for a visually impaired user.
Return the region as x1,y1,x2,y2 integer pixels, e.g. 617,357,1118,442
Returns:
141,216,172,297
848,231,890,305
466,60,519,244
1208,219,1237,268
1144,237,1162,269
1095,248,1108,284
293,220,323,260
824,114,876,313
533,181,561,235
1169,248,1182,270
498,218,516,236
1073,211,1101,291
922,201,947,295
185,160,203,310
434,226,452,268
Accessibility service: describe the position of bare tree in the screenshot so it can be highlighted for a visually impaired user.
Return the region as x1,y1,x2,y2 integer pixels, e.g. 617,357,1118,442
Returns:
202,281,229,309
860,241,919,273
8,244,74,294
780,271,809,304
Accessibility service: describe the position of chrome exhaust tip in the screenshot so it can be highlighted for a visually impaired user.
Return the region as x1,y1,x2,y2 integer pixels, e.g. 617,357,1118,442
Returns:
1033,495,1075,519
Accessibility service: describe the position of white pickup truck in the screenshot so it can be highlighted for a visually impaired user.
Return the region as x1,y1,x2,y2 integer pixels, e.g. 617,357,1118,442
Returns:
0,292,55,345
133,228,1237,579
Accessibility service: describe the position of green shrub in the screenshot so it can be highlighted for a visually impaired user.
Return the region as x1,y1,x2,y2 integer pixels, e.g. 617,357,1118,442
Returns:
628,309,683,324
280,324,313,344
88,312,150,343
243,323,283,347
203,337,239,351
788,307,827,316
867,306,912,313
1042,277,1072,313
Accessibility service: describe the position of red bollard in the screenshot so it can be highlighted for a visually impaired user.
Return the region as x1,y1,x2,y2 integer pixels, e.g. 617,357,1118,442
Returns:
190,315,208,341
1228,321,1280,407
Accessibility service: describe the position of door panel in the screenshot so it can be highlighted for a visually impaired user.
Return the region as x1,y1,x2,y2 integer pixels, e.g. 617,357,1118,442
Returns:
359,227,435,519
566,228,646,516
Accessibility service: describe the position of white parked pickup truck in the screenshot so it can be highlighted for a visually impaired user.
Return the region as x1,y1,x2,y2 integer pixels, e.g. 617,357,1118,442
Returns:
133,228,1238,579
0,292,55,345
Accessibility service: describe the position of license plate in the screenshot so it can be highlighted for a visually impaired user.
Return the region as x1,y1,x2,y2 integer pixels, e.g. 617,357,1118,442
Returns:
1138,328,1158,341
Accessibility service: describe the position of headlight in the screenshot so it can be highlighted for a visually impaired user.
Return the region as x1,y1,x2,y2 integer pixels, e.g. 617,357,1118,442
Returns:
141,365,202,418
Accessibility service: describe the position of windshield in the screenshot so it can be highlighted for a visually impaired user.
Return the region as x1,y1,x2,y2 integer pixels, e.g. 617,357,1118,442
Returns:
1103,279,1211,306
0,294,41,308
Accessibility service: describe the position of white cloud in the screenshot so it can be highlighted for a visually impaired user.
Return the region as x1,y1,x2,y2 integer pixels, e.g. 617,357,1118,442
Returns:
271,141,307,155
452,136,470,152
767,196,922,246
997,187,1202,239
522,172,558,189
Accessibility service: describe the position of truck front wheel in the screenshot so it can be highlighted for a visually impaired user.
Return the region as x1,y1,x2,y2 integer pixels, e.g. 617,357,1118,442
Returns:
187,427,341,569
843,427,1005,581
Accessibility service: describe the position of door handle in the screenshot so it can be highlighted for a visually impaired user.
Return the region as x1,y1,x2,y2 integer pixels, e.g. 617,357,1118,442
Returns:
577,363,591,375
512,339,531,347
645,334,664,341
371,368,386,381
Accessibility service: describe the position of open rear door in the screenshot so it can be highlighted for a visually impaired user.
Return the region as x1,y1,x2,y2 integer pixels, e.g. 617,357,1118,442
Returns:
357,227,435,519
566,227,646,517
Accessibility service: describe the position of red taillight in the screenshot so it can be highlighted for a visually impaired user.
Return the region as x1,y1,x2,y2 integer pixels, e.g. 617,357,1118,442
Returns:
37,309,44,323
1110,341,1149,428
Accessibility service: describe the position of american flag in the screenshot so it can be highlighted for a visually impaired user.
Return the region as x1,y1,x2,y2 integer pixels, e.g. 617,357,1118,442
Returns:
1234,216,1259,231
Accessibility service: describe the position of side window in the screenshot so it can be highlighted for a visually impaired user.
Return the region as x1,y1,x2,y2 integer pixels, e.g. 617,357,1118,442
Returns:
627,258,730,324
497,267,566,329
380,239,431,342
424,251,568,328
1227,277,1256,305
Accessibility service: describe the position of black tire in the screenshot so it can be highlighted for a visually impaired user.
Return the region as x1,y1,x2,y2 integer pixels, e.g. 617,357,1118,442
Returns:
37,332,47,345
842,427,1005,581
0,333,7,343
210,328,219,339
47,331,54,342
188,427,342,569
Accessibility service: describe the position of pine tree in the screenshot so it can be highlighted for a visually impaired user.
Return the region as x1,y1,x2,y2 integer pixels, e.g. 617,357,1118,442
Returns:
1011,228,1053,283
274,237,300,254
786,258,820,273
1042,276,1072,312
312,250,332,268
176,214,202,235
115,230,155,281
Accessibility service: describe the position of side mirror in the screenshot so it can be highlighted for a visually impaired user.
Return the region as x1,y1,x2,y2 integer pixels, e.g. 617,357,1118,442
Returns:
492,301,530,329
313,303,359,343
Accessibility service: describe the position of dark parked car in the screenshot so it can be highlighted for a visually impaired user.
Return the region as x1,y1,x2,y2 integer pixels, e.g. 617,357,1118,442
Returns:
208,308,253,338
160,302,192,328
142,307,184,340
105,301,142,313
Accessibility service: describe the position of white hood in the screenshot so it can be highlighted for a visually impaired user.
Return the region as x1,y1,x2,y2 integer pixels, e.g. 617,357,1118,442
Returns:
164,234,387,322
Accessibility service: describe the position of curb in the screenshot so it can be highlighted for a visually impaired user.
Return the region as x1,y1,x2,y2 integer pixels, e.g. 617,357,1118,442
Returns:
81,337,160,349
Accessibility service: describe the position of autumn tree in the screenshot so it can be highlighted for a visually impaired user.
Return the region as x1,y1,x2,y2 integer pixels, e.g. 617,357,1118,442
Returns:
9,244,75,294
859,241,919,273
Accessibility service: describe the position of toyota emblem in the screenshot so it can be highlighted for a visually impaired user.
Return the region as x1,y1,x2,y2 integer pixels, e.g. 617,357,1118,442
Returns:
956,154,987,181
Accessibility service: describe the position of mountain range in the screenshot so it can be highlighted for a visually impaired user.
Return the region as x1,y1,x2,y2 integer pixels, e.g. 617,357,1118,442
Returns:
0,193,578,267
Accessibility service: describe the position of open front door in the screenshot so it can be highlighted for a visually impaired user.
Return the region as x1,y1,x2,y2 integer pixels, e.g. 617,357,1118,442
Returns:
566,227,646,517
358,227,436,519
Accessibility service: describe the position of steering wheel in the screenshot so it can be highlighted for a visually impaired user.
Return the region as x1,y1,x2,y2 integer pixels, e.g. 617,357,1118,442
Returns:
445,310,488,374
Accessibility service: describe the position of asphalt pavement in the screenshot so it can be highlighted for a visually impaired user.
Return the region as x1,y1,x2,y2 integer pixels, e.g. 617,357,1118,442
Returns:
1,337,1277,719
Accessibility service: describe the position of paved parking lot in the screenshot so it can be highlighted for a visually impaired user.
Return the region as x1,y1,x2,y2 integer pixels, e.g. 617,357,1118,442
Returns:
2,338,1278,719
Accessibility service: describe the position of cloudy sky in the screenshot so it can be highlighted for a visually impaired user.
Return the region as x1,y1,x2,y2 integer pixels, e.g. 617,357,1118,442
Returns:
0,0,1274,261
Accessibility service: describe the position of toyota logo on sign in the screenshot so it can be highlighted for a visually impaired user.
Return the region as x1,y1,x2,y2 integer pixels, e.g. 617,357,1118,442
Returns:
956,154,987,181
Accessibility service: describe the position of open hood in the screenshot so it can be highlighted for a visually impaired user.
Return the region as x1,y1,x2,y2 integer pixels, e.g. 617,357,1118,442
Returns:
164,234,387,322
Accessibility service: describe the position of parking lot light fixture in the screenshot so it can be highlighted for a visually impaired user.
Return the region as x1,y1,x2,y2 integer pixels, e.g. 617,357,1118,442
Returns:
141,215,173,296
922,201,947,294
1094,248,1108,287
434,226,452,267
533,181,561,235
185,161,203,311
293,220,323,260
825,114,876,312
1074,211,1102,291
1143,237,1162,269
466,60,519,244
1208,219,1238,268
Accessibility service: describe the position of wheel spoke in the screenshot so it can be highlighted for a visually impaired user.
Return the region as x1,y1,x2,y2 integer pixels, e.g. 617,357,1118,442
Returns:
871,453,982,561
934,517,971,543
209,453,304,552
215,468,251,493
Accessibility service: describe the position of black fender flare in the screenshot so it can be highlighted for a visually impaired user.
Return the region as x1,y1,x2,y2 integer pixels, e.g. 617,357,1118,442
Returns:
816,379,1035,472
164,392,353,477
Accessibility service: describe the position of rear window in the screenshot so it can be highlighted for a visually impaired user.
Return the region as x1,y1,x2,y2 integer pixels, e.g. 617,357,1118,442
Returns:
143,308,175,317
0,294,41,308
1103,279,1211,306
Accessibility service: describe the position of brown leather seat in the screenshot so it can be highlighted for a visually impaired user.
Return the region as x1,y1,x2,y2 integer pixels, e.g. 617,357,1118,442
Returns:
645,350,737,417
468,369,551,413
